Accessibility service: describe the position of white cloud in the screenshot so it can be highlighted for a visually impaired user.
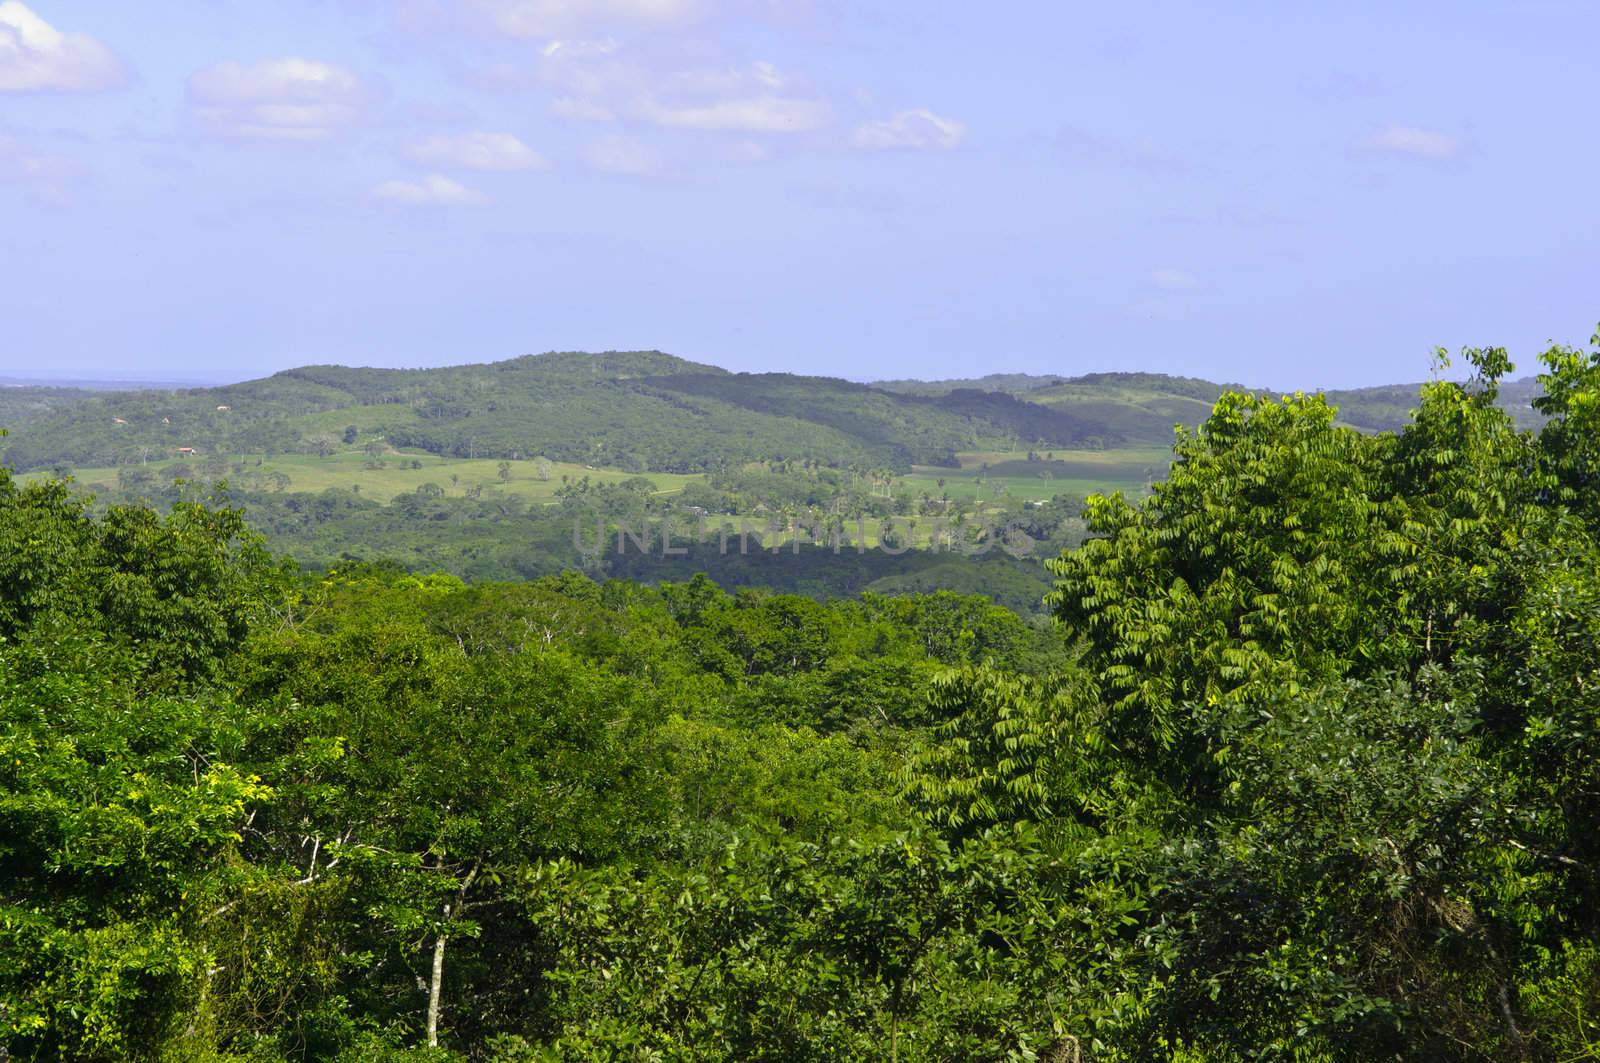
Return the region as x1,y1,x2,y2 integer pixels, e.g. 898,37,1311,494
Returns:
372,173,490,206
541,38,620,58
469,0,701,37
188,58,366,141
582,135,662,176
1368,125,1463,161
1150,268,1199,291
0,132,70,177
407,131,550,171
0,132,78,202
851,109,964,151
0,1,123,93
725,139,773,164
542,46,827,134
0,132,64,178
650,94,824,133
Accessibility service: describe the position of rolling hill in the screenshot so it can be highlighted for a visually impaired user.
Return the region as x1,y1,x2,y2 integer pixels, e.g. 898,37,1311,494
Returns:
0,352,1182,475
0,352,1549,477
878,369,1548,435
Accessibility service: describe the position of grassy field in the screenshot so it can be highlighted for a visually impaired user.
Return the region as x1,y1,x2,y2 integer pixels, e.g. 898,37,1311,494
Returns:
42,450,703,505
904,446,1170,503
35,445,1171,515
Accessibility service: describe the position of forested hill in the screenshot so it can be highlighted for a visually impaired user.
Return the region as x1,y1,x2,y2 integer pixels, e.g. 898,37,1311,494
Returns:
1,350,1547,474
878,369,1548,432
0,351,1115,474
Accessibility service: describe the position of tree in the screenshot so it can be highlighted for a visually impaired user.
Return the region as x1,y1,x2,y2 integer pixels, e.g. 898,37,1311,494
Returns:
116,466,154,491
1047,391,1393,759
0,638,272,1060
1533,326,1600,522
236,619,657,1052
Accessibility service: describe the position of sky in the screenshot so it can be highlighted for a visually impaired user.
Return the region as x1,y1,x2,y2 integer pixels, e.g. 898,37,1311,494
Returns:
1,1,1597,389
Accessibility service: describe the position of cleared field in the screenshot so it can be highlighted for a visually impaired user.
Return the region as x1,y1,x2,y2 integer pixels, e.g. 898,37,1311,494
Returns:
943,446,1172,470
905,446,1170,502
38,450,702,505
36,444,1170,514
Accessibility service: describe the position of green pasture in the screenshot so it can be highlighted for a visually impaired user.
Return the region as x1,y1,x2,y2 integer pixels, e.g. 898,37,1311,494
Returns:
904,446,1170,502
39,449,702,505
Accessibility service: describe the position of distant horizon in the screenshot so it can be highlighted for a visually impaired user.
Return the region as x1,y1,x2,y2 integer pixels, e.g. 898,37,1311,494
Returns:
0,347,1517,397
1,373,226,390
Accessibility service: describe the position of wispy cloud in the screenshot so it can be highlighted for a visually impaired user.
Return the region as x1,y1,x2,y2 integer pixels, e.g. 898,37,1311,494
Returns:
188,58,367,141
0,132,81,203
1367,125,1464,161
372,173,490,206
467,0,703,37
724,139,773,164
582,135,663,176
0,1,124,93
407,131,550,171
541,44,828,134
851,109,964,151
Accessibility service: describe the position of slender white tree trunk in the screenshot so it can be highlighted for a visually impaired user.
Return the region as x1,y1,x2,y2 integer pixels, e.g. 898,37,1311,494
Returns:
424,856,477,1049
427,908,450,1047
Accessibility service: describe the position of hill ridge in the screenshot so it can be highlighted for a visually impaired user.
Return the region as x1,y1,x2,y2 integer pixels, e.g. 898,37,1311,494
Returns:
0,352,1547,475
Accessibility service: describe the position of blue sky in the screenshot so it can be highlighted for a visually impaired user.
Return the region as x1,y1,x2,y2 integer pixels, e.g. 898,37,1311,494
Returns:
1,1,1596,388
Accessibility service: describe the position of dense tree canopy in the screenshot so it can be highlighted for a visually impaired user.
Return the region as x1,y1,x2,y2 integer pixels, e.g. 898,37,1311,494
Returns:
3,331,1599,1060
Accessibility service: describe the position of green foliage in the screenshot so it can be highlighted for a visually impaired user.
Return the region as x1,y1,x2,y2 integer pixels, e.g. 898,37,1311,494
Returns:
0,470,282,680
1047,391,1396,758
4,326,1600,1061
0,635,270,1059
1532,326,1600,521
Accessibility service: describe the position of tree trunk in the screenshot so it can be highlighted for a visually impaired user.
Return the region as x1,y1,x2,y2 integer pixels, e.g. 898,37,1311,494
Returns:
427,911,448,1048
424,856,479,1049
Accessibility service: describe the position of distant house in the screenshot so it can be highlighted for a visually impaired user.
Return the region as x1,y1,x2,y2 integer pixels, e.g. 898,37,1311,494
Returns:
176,447,196,456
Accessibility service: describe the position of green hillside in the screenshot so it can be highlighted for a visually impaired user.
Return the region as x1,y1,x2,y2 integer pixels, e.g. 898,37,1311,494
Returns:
29,353,1515,480
1323,375,1546,432
0,351,1129,476
1020,372,1235,442
0,385,97,438
881,368,1549,436
880,369,1276,442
